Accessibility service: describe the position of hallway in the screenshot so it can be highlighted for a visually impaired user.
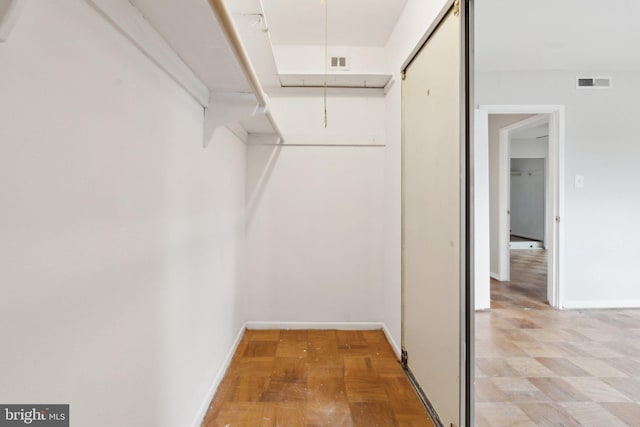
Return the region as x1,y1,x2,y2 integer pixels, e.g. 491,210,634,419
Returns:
476,250,640,426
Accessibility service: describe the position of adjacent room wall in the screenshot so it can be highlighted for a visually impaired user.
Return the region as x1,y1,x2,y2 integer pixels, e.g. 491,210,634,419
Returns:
512,137,548,158
511,137,548,243
478,70,640,308
0,2,245,426
510,158,545,241
487,114,534,276
243,95,386,326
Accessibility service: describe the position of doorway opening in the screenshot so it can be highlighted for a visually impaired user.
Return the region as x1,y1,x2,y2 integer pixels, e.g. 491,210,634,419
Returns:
474,105,564,310
509,120,547,251
501,115,550,309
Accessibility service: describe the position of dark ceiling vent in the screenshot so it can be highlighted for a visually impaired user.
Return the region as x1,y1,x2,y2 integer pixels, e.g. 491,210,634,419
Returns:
330,56,349,70
577,76,612,88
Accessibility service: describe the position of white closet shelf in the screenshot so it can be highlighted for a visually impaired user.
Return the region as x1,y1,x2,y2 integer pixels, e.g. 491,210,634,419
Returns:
279,74,392,90
86,0,284,145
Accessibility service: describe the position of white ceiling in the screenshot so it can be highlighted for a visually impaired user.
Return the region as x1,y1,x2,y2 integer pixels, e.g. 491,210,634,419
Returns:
476,0,640,71
262,0,407,46
127,0,640,93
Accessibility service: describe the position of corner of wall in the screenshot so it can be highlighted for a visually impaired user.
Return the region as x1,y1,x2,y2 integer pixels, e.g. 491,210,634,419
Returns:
189,323,246,427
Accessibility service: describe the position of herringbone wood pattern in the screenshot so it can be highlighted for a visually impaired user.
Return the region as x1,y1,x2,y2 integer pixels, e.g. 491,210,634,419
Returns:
203,329,435,427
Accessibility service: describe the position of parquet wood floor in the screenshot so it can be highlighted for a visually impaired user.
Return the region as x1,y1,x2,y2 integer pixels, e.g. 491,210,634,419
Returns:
476,250,640,426
203,329,435,427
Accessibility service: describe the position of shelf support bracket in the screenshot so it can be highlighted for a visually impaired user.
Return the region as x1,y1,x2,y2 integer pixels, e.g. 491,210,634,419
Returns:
203,92,265,147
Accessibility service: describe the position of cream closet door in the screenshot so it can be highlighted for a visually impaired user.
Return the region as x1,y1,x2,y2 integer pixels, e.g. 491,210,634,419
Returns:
402,4,464,427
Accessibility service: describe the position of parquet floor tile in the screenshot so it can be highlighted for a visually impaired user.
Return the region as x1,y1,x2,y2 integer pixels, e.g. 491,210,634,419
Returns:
203,329,434,426
476,249,640,426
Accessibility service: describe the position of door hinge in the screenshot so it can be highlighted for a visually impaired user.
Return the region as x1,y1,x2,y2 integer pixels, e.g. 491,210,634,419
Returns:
401,348,408,368
453,0,460,16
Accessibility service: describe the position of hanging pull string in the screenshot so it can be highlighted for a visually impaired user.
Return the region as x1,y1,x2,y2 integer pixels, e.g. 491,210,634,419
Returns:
323,0,328,128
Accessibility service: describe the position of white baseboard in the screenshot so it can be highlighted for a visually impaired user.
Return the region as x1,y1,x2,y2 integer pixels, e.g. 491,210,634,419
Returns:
190,324,246,427
246,321,403,360
381,324,402,359
562,300,640,309
490,272,500,281
510,241,544,250
245,321,385,331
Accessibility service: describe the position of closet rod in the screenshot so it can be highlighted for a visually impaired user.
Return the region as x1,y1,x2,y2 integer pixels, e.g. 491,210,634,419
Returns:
207,0,284,142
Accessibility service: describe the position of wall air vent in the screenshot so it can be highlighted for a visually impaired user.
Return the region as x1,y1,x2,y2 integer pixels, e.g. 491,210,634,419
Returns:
577,76,612,89
330,56,349,70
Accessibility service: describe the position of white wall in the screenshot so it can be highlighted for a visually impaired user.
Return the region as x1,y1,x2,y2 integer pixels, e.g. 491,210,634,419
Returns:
487,114,533,275
382,0,449,353
510,158,545,241
512,137,548,158
478,70,640,308
264,0,451,353
243,96,386,326
0,2,245,426
474,110,491,309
